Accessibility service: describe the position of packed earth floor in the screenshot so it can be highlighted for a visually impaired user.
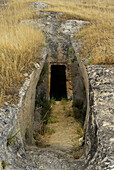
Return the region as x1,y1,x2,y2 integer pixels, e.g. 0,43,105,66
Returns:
38,101,84,159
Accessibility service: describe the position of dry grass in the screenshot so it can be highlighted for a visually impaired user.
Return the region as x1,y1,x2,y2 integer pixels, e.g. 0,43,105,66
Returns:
0,0,45,106
41,101,84,157
0,0,113,106
41,0,114,65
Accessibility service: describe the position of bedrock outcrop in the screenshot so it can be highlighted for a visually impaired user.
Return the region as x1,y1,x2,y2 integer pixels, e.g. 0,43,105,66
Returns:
84,66,114,170
0,2,114,170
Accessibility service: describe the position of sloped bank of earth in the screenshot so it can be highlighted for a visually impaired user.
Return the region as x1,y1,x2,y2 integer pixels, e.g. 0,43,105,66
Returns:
0,2,114,170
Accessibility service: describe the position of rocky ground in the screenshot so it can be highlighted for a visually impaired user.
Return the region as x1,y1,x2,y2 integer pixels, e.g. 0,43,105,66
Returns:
84,66,114,170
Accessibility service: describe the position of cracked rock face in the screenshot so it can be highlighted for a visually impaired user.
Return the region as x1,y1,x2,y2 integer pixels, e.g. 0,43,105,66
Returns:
0,2,114,170
30,2,50,9
0,1,8,6
58,20,85,36
84,66,114,170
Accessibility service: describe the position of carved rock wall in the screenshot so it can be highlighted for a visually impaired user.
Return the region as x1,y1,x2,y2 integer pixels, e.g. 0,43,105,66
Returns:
0,2,114,169
0,48,47,168
72,40,114,169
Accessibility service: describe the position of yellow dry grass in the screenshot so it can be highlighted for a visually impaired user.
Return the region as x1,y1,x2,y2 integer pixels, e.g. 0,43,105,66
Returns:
0,0,113,106
41,0,114,65
0,0,45,106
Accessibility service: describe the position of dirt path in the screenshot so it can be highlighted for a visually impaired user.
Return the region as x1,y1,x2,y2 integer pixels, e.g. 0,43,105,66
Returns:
41,101,84,155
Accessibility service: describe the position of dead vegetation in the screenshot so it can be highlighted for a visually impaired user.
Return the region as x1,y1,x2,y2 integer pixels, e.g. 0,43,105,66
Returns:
35,101,84,159
0,0,113,106
0,0,45,106
41,0,114,65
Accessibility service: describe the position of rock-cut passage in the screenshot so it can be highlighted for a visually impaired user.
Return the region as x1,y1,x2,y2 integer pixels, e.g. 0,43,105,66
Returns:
37,101,84,159
50,65,67,100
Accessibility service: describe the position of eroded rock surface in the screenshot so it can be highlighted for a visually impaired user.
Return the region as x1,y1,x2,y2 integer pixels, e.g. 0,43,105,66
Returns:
84,66,114,170
30,2,50,9
0,1,8,6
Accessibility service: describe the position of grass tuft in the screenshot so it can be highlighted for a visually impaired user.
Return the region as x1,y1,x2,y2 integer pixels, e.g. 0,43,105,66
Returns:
61,98,67,105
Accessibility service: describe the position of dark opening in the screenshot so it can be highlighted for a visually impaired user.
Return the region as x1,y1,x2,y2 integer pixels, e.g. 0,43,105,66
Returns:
50,65,67,100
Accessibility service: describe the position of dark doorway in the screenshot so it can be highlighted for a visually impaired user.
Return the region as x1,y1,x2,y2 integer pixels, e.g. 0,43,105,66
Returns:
50,65,67,100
